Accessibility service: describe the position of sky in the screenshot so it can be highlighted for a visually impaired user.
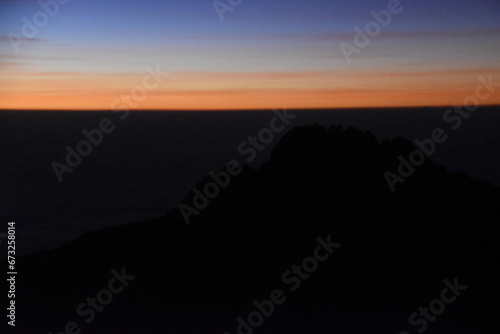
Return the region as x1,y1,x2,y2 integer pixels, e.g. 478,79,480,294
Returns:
0,0,499,110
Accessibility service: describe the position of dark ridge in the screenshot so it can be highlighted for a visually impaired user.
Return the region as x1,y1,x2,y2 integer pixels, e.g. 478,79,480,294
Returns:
2,124,499,333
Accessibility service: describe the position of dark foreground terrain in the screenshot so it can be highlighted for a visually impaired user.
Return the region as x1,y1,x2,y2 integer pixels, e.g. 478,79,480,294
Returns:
2,124,499,333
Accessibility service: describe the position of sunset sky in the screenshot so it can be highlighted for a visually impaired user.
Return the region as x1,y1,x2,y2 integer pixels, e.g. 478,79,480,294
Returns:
1,0,499,110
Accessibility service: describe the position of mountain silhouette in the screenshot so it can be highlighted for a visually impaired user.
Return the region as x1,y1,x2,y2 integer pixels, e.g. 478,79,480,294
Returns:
3,124,499,333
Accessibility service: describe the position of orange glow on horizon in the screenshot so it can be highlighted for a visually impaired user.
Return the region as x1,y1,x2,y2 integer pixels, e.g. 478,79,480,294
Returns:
1,69,499,110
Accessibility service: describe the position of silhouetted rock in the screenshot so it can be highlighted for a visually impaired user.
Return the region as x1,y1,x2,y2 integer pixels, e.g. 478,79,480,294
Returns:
3,125,499,333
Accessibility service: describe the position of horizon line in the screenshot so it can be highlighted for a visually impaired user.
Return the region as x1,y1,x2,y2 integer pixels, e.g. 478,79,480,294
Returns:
1,104,499,112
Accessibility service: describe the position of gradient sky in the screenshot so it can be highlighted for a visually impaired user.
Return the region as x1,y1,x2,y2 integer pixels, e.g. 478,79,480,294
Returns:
0,0,499,110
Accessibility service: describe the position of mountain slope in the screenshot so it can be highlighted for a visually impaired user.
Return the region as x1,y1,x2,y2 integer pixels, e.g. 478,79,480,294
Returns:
3,124,499,333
